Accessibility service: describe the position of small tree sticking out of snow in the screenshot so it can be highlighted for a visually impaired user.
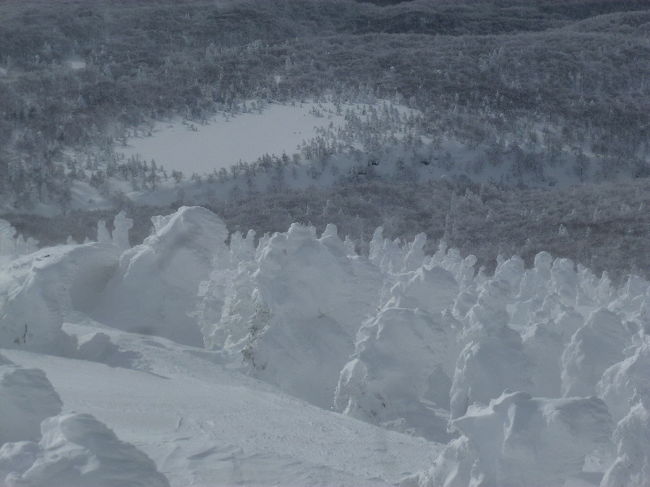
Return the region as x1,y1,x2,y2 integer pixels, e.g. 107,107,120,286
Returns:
96,220,111,244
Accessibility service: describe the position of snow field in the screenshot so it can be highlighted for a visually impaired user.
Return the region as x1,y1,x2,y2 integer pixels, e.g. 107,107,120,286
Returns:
116,101,352,175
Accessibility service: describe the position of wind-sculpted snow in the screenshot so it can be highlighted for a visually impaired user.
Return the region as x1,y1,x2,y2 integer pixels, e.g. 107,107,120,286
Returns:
333,260,461,441
201,222,381,408
0,356,62,445
598,338,650,422
0,354,168,486
561,308,630,397
602,394,650,487
0,413,170,487
0,243,119,354
412,392,613,487
94,206,229,346
335,305,459,441
450,279,533,419
180,207,650,483
2,205,650,485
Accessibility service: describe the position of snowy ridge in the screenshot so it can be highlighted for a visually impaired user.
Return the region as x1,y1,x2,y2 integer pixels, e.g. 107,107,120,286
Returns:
1,206,649,486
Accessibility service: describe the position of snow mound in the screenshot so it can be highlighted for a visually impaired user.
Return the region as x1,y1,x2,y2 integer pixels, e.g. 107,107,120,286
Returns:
334,259,461,440
417,392,613,487
335,305,457,441
396,265,459,316
602,395,650,487
0,413,170,487
450,278,532,419
74,331,140,368
0,357,62,445
335,238,471,440
522,320,565,397
4,206,650,484
201,223,381,408
94,206,228,346
369,228,430,274
561,308,630,397
598,338,650,422
0,243,119,354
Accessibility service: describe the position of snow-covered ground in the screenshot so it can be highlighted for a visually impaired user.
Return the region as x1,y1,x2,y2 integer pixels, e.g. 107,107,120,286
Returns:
1,207,649,486
4,324,436,487
9,98,600,217
116,101,350,175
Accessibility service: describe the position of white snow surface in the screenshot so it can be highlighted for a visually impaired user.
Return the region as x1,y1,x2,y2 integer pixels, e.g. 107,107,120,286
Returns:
601,395,650,487
3,326,436,487
0,355,62,445
0,242,119,355
93,206,228,346
413,392,613,487
1,206,650,486
117,102,348,175
0,413,170,487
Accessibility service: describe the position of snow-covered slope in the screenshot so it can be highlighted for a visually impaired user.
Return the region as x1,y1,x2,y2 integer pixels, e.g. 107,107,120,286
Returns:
1,207,649,486
1,412,170,487
0,351,167,487
3,324,437,487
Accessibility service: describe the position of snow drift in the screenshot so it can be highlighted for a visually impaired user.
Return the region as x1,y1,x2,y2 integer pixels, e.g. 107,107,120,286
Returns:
602,393,650,487
334,266,460,441
0,243,119,354
0,354,62,445
0,413,170,487
200,222,381,408
413,392,613,487
0,352,169,487
94,206,228,346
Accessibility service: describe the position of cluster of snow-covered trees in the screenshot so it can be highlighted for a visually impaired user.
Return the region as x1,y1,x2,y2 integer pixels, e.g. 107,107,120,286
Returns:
194,209,650,487
0,219,38,261
1,0,650,211
1,205,649,485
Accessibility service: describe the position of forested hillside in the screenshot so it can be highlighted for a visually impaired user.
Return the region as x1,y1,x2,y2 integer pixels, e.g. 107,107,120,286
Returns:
1,0,649,276
2,3,650,486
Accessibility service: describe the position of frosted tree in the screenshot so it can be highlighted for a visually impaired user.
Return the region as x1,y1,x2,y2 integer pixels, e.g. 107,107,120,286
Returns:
96,219,111,244
112,211,133,251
